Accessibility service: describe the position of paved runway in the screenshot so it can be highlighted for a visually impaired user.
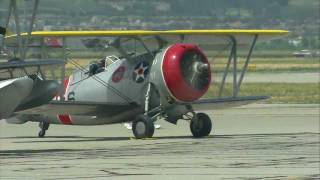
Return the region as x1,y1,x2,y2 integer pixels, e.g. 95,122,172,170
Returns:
0,104,319,179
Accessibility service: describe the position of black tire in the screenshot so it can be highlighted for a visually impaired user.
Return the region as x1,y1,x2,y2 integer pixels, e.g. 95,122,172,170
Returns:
38,122,49,138
39,122,50,130
190,113,212,138
38,130,46,138
132,115,155,139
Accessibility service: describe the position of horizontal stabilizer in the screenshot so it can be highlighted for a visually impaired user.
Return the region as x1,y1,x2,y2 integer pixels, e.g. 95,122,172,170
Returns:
190,96,269,110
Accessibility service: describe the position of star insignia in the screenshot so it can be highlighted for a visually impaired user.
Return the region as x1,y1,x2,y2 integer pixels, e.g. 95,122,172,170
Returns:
133,62,149,83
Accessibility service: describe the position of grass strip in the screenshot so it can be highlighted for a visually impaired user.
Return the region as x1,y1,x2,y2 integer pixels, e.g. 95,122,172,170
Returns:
205,83,320,104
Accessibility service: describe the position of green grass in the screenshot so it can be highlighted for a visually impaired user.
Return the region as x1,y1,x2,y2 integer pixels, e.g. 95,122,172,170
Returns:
210,57,320,73
211,57,319,64
204,83,320,104
61,57,319,73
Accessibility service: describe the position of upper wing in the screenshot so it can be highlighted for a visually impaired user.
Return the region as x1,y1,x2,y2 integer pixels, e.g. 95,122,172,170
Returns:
4,29,288,60
0,60,64,80
5,29,288,45
0,59,64,69
16,101,143,116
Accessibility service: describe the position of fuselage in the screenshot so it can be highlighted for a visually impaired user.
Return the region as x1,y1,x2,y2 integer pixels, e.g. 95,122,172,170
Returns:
8,53,153,125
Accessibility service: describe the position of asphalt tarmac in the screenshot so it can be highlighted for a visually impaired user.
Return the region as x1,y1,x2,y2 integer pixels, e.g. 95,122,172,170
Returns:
0,104,319,179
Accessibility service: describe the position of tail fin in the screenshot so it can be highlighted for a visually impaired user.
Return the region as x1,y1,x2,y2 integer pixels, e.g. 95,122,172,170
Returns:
0,27,6,36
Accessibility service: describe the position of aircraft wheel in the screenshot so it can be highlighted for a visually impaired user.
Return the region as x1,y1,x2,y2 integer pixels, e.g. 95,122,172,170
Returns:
190,112,212,138
132,115,155,139
38,121,49,138
38,130,46,138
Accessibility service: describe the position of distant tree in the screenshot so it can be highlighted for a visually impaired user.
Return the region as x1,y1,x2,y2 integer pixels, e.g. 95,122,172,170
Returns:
275,0,289,6
302,37,310,48
267,1,281,18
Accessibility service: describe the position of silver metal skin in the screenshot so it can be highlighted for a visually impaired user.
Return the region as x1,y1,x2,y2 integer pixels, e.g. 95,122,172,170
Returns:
66,59,147,104
149,46,173,108
149,46,191,121
38,54,155,125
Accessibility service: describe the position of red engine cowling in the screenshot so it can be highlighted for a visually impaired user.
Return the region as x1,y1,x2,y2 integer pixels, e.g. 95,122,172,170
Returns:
161,43,211,102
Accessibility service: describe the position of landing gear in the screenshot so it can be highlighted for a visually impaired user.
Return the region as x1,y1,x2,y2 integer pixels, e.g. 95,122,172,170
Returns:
38,121,50,138
132,115,155,139
190,113,212,138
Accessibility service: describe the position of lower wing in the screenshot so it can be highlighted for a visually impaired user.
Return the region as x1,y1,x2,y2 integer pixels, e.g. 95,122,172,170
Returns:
191,96,269,111
15,96,267,117
15,101,143,117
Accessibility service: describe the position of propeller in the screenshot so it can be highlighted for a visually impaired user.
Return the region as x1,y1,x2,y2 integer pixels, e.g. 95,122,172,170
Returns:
160,43,211,102
180,52,210,91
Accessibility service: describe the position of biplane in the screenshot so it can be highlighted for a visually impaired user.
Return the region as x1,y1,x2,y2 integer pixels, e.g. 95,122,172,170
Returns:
0,59,63,119
0,0,64,119
0,0,288,139
2,29,288,138
0,29,63,119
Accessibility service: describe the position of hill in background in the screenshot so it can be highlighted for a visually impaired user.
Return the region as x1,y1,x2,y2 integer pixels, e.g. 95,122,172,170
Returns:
0,0,319,49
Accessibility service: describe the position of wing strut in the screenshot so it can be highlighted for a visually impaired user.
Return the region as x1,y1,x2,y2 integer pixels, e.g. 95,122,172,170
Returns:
22,0,39,60
236,34,258,93
232,36,237,97
218,40,234,97
11,0,23,58
2,0,39,60
218,34,259,97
